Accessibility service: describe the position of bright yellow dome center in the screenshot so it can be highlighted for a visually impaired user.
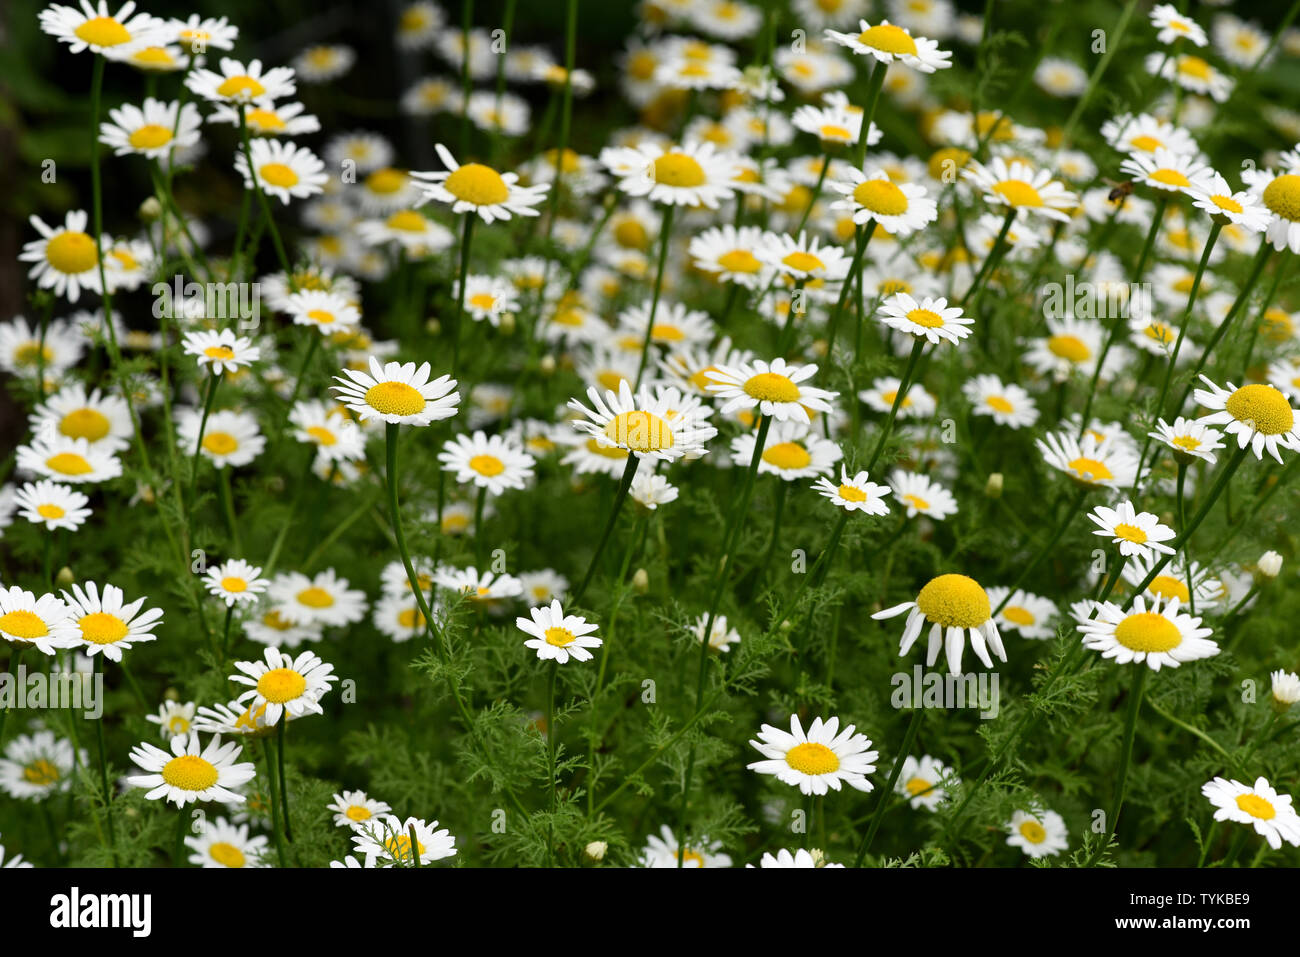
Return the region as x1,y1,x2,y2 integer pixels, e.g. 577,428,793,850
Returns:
444,163,510,205
653,153,706,188
161,754,219,791
857,23,918,56
785,741,840,775
45,232,98,274
915,573,991,629
1114,611,1181,653
1225,383,1294,435
257,667,307,703
365,381,426,417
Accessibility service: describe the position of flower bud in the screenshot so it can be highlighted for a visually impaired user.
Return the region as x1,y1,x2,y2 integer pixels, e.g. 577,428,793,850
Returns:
539,355,557,377
585,840,607,861
1258,550,1283,579
424,317,441,336
55,566,75,587
984,472,1003,498
498,312,516,335
632,568,649,594
138,196,162,222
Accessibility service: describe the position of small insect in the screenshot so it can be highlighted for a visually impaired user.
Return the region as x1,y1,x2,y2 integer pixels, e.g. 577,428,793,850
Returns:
1105,179,1136,207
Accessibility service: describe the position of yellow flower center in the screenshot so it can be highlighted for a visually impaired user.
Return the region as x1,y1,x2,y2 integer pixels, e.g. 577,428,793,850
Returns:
202,432,238,456
743,372,800,403
1003,605,1035,626
1235,793,1276,820
1178,55,1211,80
127,124,175,152
46,452,93,475
905,308,944,328
985,395,1013,413
782,251,825,273
905,776,932,796
131,46,175,66
915,573,992,629
653,153,707,188
904,493,930,511
1263,174,1300,222
1114,611,1181,653
838,484,867,502
386,833,426,860
1172,435,1201,451
469,293,499,312
366,167,408,194
613,218,649,250
0,610,48,640
79,612,128,644
1147,575,1190,604
208,842,246,867
259,163,299,188
23,758,60,786
604,410,674,452
59,408,110,442
1113,523,1148,544
364,381,427,417
221,576,248,593
469,454,506,477
257,667,308,703
246,108,286,132
585,438,629,460
307,310,338,326
857,23,918,56
993,179,1044,207
762,441,812,470
1210,194,1243,214
397,607,425,629
161,754,219,791
37,504,66,520
346,804,373,822
217,75,267,98
1129,134,1163,153
1144,322,1175,345
45,231,98,274
717,249,762,273
1048,334,1091,362
75,16,130,46
785,741,841,775
1224,383,1294,435
1066,456,1113,483
1019,820,1047,843
296,587,335,608
204,345,236,360
545,626,576,647
443,163,510,205
819,124,852,141
853,178,909,216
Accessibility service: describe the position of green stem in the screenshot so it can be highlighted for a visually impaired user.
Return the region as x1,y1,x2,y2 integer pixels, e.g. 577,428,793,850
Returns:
865,338,926,469
262,739,289,867
1059,0,1141,147
571,454,639,605
1089,664,1147,865
450,213,476,381
277,718,291,842
854,707,924,865
92,654,118,866
633,205,676,391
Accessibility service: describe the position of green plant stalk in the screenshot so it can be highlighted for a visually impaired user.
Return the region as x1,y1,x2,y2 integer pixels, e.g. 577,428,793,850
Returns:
854,706,924,865
277,719,291,841
1088,663,1147,865
262,738,289,867
1078,195,1168,435
218,468,242,556
959,207,1014,310
1060,0,1140,146
238,112,295,284
854,60,888,169
675,415,772,866
572,454,640,605
633,204,676,391
92,654,118,866
865,338,926,469
450,213,476,381
545,658,559,865
993,484,1090,615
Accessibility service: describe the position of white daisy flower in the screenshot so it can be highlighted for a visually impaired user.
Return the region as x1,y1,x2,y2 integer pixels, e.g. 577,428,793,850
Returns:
211,101,320,137
99,97,202,160
1006,807,1069,858
1145,51,1233,101
894,754,955,811
1120,147,1216,195
16,434,122,485
0,586,79,655
824,18,952,72
19,211,104,303
1100,112,1199,160
267,569,367,629
436,566,523,608
1188,173,1270,231
688,225,771,288
827,166,937,235
630,468,678,510
32,384,130,450
283,290,361,335
168,14,239,53
39,1,166,55
145,700,197,739
1036,430,1142,490
331,356,460,427
328,790,393,829
1151,4,1207,46
1271,670,1300,708
372,592,432,643
185,816,268,868
177,408,265,470
288,400,366,464
13,480,91,532
749,848,842,868
0,730,83,800
962,374,1039,428
352,814,457,865
438,430,536,496
182,328,260,375
986,587,1059,640
230,646,338,726
568,380,716,463
706,357,838,425
962,157,1078,222
878,293,972,347
1202,776,1300,850
748,714,878,796
599,139,739,209
732,420,842,480
889,470,958,520
858,376,936,419
185,57,296,104
1089,501,1177,560
1193,375,1300,464
127,732,256,807
0,316,84,378
60,580,163,661
812,466,892,514
203,559,270,607
1121,555,1222,610
639,824,732,868
412,143,548,224
691,612,741,653
292,43,355,82
873,573,1007,674
517,600,602,664
234,138,327,205
1076,594,1217,670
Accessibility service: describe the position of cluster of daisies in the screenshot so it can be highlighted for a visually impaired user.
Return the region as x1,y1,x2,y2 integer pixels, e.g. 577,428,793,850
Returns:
3,0,1300,870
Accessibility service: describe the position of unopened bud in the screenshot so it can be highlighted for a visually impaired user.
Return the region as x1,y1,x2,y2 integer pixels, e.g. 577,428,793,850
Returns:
539,355,557,377
498,312,516,335
425,317,441,336
1258,550,1283,579
984,472,1003,498
632,568,649,594
139,196,162,222
55,566,75,587
585,840,607,861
